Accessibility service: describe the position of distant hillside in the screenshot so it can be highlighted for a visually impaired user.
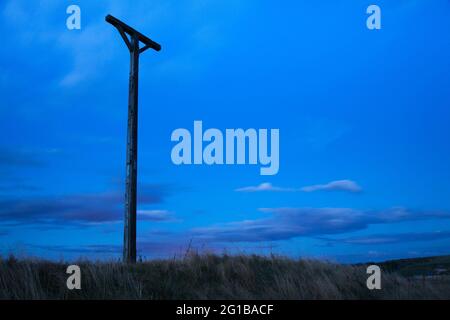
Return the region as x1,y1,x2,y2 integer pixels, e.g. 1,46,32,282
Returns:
0,254,449,300
375,255,450,277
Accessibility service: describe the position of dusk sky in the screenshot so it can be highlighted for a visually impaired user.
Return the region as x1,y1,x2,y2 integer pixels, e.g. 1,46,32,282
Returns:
1,0,450,263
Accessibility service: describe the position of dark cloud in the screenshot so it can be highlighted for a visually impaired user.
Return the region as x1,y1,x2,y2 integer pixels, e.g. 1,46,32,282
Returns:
0,185,171,225
191,207,450,243
323,230,450,245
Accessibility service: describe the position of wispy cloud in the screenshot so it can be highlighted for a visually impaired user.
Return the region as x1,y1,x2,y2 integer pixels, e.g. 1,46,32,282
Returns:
138,210,175,222
235,183,294,193
301,180,362,193
191,207,450,243
235,180,362,193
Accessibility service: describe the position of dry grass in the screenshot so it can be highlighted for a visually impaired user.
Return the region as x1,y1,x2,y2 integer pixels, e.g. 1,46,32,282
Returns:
0,254,449,300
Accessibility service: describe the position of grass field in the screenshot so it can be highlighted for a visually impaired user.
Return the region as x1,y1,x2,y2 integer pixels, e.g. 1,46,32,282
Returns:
1,254,449,300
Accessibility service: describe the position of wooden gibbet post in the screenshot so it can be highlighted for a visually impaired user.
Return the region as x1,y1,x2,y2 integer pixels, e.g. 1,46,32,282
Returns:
106,15,161,263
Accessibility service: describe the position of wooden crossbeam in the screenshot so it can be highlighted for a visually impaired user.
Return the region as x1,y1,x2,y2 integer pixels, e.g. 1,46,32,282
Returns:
106,15,161,52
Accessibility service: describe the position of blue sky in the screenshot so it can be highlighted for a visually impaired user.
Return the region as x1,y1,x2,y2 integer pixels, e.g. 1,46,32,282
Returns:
1,0,450,263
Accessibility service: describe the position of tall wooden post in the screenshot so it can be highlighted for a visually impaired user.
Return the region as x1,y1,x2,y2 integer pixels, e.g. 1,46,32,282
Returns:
124,35,139,263
106,15,161,263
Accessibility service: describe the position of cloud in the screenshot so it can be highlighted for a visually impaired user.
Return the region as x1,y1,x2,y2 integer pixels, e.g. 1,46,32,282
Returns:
235,183,294,193
138,210,174,221
0,184,172,225
301,180,362,193
191,207,450,243
235,180,362,193
323,230,450,245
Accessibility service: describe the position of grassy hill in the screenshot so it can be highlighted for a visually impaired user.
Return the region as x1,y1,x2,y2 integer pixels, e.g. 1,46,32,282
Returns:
0,254,449,300
376,255,450,277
